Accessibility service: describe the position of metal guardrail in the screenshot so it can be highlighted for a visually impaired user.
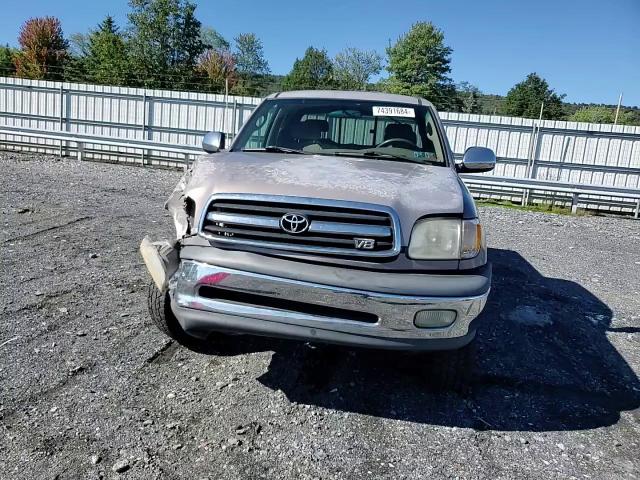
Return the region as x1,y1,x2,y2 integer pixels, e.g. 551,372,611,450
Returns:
461,174,640,218
1,125,639,218
0,125,201,163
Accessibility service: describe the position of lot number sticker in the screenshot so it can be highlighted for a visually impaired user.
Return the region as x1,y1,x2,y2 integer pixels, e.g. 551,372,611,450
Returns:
372,106,415,118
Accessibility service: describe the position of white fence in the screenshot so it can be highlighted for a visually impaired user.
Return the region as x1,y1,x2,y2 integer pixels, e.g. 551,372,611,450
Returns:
1,76,639,213
0,76,260,165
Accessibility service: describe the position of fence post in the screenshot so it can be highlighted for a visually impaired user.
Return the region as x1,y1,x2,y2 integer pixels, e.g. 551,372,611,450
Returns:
77,142,84,161
140,93,147,166
571,193,579,214
529,125,543,179
59,85,64,158
635,198,639,219
231,99,238,141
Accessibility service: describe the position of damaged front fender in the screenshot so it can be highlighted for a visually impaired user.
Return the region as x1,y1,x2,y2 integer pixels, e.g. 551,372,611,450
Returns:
165,164,194,240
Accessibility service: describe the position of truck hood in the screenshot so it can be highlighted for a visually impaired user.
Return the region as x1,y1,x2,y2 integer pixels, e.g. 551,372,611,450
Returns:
182,151,464,243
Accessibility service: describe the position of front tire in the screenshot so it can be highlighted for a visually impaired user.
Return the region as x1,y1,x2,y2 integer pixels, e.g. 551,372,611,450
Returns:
146,281,212,353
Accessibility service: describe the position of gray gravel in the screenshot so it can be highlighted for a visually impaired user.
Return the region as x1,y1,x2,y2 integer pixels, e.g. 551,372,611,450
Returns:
1,151,639,479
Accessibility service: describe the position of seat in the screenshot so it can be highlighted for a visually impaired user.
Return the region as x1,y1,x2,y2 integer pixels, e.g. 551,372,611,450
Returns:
287,119,330,147
383,122,435,152
383,123,417,144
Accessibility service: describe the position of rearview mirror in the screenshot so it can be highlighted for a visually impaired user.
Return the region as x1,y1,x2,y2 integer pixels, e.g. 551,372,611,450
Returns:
202,131,225,153
456,147,496,173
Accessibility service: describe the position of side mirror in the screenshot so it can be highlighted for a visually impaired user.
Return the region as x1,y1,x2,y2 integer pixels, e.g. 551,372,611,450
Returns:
456,146,496,173
202,131,225,153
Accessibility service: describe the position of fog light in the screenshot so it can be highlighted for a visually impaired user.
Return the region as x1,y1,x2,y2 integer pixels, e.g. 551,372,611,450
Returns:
413,310,457,328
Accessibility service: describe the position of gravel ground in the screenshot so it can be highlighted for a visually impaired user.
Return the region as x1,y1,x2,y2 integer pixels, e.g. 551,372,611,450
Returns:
1,152,639,480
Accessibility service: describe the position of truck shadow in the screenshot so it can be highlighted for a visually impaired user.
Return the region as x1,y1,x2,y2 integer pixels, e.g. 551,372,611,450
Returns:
210,248,640,432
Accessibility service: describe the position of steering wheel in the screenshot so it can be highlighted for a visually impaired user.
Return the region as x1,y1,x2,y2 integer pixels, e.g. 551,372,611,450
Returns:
376,138,417,149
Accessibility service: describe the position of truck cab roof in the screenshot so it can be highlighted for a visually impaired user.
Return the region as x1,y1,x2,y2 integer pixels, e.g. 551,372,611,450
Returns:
266,90,436,109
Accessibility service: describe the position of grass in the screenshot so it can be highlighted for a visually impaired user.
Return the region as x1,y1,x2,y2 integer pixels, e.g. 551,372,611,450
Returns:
476,198,592,216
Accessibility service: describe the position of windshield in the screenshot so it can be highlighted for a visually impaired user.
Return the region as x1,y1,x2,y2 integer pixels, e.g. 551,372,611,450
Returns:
231,98,447,166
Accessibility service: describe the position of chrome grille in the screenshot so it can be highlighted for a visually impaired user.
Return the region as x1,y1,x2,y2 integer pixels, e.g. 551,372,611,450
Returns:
199,194,400,257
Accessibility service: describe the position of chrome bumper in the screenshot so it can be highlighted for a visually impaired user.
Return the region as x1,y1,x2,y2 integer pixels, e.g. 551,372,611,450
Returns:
169,260,489,348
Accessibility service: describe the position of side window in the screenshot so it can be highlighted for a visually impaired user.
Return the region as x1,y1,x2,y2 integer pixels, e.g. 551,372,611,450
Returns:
245,104,277,148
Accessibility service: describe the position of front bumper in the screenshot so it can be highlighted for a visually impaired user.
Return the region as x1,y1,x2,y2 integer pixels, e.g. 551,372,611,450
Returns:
168,259,491,351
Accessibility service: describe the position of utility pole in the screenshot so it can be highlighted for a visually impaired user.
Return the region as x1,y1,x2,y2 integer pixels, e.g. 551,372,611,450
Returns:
538,101,545,122
614,92,623,125
224,77,229,133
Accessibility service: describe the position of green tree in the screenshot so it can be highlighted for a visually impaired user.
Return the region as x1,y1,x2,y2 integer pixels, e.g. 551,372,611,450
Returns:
84,16,130,85
384,22,455,109
500,73,565,119
570,106,613,124
233,33,269,76
333,47,382,90
200,26,229,51
230,32,269,95
282,47,333,90
0,45,17,76
456,82,481,114
128,0,205,89
13,17,68,80
570,105,636,125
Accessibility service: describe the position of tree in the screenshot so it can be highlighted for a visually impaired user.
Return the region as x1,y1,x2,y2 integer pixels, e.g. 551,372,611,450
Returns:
128,0,205,89
197,48,236,92
233,33,269,76
456,82,481,114
570,106,636,125
0,45,17,76
384,22,455,109
500,73,565,119
230,33,269,96
69,33,90,58
570,106,613,124
200,26,229,51
13,17,68,80
333,47,382,90
84,16,130,85
282,47,333,90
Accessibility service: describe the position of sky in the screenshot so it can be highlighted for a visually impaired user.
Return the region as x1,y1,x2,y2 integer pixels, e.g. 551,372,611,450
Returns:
1,0,639,106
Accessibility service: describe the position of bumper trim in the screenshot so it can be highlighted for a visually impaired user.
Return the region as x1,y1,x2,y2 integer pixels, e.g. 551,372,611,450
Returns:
170,260,490,345
172,299,477,351
179,242,491,297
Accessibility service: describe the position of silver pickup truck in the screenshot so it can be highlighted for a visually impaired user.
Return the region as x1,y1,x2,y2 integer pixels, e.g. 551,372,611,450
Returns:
141,90,495,387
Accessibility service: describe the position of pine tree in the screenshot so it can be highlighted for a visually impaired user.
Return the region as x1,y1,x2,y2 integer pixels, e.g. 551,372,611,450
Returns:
85,16,130,85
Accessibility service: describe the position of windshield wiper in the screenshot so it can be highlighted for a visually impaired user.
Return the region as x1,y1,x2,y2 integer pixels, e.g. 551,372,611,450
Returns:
241,146,308,155
331,150,426,164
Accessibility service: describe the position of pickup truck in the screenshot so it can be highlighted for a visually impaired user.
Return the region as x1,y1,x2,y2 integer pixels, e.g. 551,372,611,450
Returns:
141,90,495,389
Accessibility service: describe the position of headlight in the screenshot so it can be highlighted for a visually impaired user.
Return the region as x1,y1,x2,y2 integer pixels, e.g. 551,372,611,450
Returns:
408,218,484,260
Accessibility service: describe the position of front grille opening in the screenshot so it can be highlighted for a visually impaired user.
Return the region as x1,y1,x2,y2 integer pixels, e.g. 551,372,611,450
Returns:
201,197,397,257
209,200,391,225
198,286,379,324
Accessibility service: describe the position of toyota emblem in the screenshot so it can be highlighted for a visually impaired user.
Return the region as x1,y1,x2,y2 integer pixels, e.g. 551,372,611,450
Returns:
280,213,309,234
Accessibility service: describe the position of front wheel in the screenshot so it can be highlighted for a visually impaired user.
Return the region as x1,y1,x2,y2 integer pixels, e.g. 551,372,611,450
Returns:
146,281,213,353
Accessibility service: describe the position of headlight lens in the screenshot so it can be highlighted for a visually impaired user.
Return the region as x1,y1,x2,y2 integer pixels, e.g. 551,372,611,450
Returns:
408,218,484,260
